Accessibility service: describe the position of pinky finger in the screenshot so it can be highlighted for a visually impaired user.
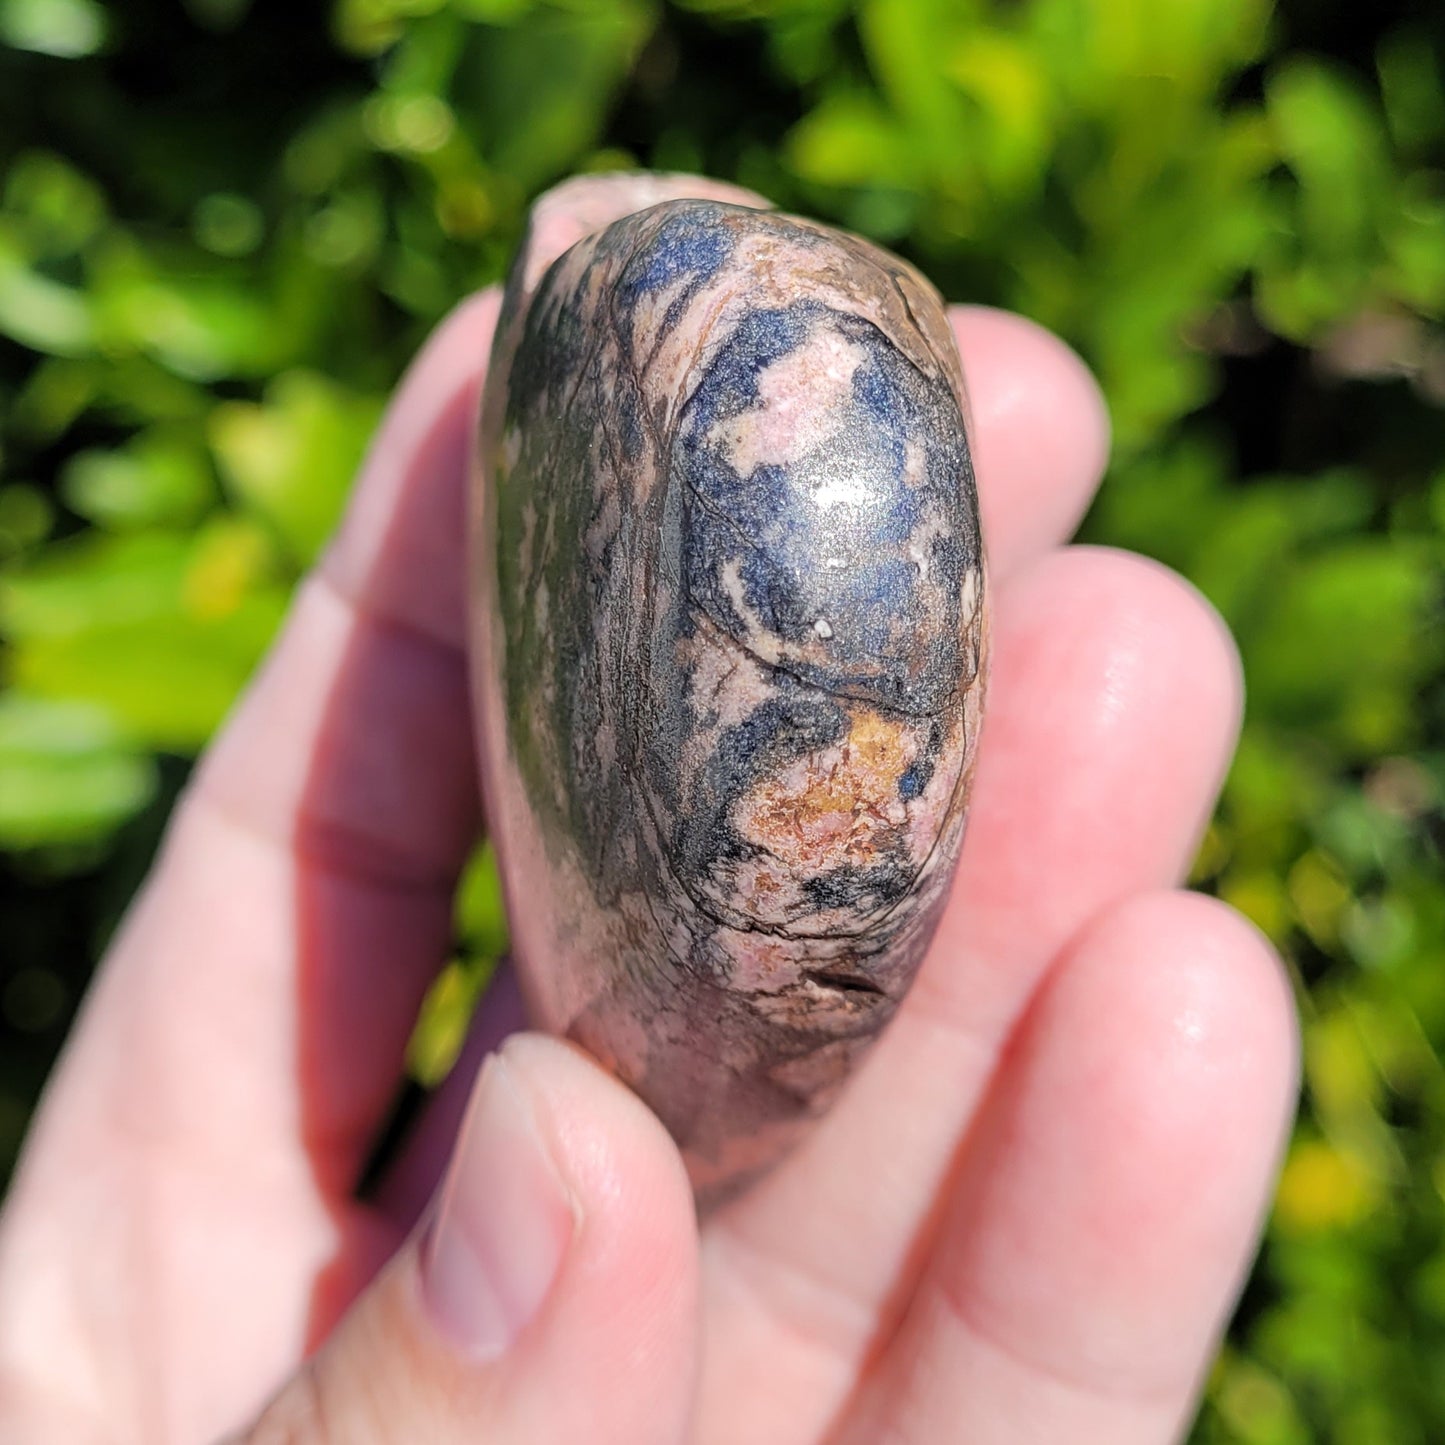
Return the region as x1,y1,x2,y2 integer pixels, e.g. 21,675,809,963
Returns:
837,890,1298,1445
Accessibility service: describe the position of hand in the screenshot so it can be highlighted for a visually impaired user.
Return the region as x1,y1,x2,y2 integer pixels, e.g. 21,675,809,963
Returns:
0,288,1297,1445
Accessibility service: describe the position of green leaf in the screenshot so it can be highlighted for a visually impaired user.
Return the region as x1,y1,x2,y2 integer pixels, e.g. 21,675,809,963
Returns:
0,695,155,846
10,593,287,750
191,194,265,258
458,0,657,190
1267,58,1390,256
946,30,1054,198
1377,28,1445,155
3,151,106,256
454,840,510,957
1384,178,1445,313
91,265,278,382
857,0,968,151
0,251,93,357
334,0,448,56
210,371,383,567
0,0,106,57
1,524,287,749
452,0,534,21
61,433,214,531
1252,59,1402,337
406,955,495,1086
0,483,54,558
1073,0,1271,96
1189,471,1375,625
786,90,919,191
1,531,193,641
1243,540,1440,753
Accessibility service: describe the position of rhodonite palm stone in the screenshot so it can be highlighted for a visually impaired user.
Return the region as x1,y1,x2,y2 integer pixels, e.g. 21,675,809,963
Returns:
472,174,988,1204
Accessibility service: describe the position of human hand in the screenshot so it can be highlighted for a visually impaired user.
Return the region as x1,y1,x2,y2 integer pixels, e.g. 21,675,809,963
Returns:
0,286,1297,1444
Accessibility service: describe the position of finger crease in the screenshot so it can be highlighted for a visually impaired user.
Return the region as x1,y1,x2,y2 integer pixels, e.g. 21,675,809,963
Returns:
931,1268,1188,1409
316,547,467,664
709,1222,879,1374
188,781,459,897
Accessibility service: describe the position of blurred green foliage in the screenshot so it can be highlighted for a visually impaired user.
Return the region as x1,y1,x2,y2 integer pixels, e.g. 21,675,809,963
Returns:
0,0,1442,1438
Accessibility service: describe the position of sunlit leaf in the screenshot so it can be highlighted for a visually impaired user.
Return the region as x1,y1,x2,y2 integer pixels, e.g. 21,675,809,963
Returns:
0,0,106,57
1,532,194,641
946,31,1053,197
455,840,510,957
406,955,496,1086
1,525,285,748
61,434,214,531
1244,540,1439,752
785,90,918,190
0,255,93,357
456,0,657,191
1274,1136,1379,1234
91,265,277,381
210,371,383,567
10,593,287,749
0,695,155,846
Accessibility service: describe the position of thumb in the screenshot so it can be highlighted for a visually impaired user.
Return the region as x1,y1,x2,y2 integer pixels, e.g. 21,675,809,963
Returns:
228,1034,700,1444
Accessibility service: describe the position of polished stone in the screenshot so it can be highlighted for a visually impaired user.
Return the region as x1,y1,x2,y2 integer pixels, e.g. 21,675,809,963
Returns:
473,174,988,1205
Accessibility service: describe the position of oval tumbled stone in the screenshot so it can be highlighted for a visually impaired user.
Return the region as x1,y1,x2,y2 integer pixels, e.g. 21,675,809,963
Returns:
472,174,988,1206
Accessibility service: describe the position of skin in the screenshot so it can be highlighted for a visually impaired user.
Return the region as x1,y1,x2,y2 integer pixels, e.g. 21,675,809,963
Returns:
0,279,1298,1444
478,178,986,1201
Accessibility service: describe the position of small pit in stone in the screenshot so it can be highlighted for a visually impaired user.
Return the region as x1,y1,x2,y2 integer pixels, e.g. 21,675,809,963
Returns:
802,967,887,997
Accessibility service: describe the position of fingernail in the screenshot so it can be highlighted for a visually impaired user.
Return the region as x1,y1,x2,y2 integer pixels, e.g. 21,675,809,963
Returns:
421,1051,575,1359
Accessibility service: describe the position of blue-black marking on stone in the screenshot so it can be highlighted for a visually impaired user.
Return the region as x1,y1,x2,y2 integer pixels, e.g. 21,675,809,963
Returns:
613,205,738,362
849,348,911,479
672,300,969,715
802,862,915,917
681,305,817,436
620,206,734,298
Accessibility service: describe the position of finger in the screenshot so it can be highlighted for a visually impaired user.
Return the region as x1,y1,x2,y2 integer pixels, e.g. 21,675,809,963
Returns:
0,291,500,1440
838,890,1297,1445
227,1035,700,1445
951,306,1110,577
186,285,503,1181
697,548,1243,1444
41,288,498,1175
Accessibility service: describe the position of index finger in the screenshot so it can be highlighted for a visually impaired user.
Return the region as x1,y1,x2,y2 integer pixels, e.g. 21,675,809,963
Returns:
1,291,503,1442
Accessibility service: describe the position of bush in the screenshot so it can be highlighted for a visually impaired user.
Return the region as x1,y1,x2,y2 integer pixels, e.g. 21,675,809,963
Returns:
1,2,1442,1438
